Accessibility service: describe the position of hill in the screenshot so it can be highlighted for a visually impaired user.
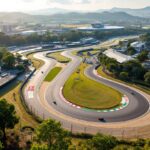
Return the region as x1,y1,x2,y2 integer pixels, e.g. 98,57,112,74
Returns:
0,12,149,25
0,12,44,24
109,6,150,18
48,12,150,25
28,8,70,15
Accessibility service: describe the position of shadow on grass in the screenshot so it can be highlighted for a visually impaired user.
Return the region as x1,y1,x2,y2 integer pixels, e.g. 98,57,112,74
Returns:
0,79,21,97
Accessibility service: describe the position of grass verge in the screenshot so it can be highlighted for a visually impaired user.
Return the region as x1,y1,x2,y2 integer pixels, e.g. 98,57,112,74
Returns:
44,67,62,82
0,80,38,129
97,66,150,95
63,63,122,110
47,52,71,63
27,53,44,69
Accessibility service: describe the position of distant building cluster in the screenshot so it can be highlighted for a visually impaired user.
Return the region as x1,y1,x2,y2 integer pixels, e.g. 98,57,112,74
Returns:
0,23,13,33
77,22,124,32
20,30,47,36
130,41,145,52
103,49,132,63
103,39,150,68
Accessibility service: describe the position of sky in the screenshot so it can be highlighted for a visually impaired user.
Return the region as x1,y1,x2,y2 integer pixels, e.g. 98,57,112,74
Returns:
0,0,150,12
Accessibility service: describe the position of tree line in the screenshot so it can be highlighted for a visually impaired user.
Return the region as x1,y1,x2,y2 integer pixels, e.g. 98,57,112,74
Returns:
98,53,150,85
0,28,146,47
1,99,150,150
140,32,150,48
0,47,28,71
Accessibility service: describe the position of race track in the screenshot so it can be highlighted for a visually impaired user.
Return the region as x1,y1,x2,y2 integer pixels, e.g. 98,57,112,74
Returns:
45,50,150,122
23,37,150,137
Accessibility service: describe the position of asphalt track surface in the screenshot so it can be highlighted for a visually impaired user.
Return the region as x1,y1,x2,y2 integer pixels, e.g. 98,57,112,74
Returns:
44,50,149,123
23,37,150,135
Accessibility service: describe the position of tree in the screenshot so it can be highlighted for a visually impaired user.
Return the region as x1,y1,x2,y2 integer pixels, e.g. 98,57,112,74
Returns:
31,144,48,150
15,53,22,63
35,119,71,150
16,64,25,71
0,142,3,150
2,53,15,69
0,99,19,147
0,52,3,61
0,47,7,65
0,132,2,150
123,60,146,80
126,46,136,55
137,50,148,62
119,72,129,81
87,133,117,150
107,63,119,74
144,72,150,84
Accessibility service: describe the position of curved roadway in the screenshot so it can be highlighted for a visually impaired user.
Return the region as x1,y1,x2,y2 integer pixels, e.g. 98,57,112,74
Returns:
23,37,150,136
45,50,149,123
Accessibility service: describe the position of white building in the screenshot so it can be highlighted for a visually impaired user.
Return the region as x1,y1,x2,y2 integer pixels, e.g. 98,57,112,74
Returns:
20,30,47,36
80,37,99,44
130,41,145,52
103,49,133,63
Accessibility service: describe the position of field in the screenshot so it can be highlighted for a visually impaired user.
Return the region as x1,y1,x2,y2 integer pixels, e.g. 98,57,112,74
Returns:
44,67,62,82
97,66,150,95
82,50,100,57
47,52,71,63
27,53,44,69
63,63,122,109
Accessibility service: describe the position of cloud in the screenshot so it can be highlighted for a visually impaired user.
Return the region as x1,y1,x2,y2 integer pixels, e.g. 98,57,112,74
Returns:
21,0,35,2
47,0,90,4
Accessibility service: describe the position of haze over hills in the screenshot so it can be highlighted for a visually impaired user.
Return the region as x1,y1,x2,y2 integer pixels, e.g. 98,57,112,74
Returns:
0,11,149,25
108,6,150,18
49,12,148,24
27,6,150,18
0,12,50,24
28,8,70,15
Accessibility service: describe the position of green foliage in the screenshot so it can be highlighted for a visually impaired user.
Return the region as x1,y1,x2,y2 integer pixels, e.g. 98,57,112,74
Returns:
63,63,122,109
144,72,150,84
16,64,25,71
99,53,118,69
0,99,19,130
123,60,146,80
99,54,146,80
126,46,136,56
136,139,146,147
82,133,117,150
31,144,49,150
140,33,150,48
35,119,71,150
44,67,62,82
0,131,3,139
119,72,129,81
3,54,15,68
113,145,136,150
0,99,19,146
137,50,148,62
0,47,16,69
0,142,3,150
47,52,71,63
59,30,85,42
0,28,146,47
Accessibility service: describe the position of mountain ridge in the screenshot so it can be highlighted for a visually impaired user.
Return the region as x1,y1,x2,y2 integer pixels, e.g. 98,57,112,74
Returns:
0,11,149,25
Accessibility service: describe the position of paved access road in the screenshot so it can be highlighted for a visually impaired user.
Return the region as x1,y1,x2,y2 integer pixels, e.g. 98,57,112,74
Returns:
23,36,150,136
